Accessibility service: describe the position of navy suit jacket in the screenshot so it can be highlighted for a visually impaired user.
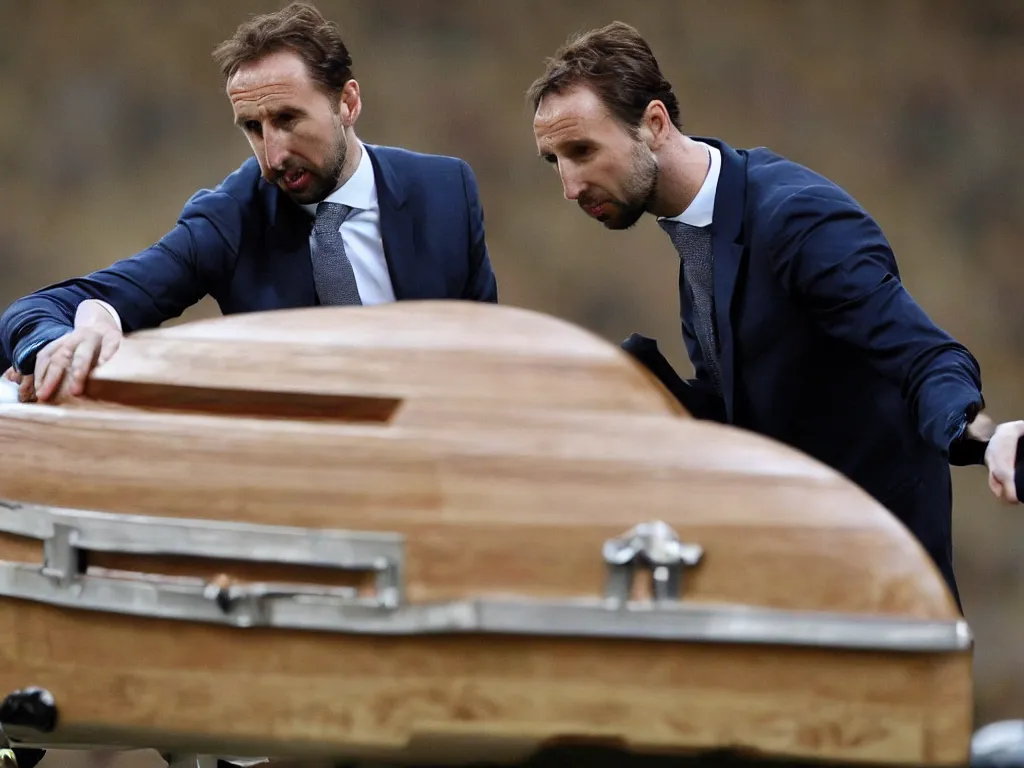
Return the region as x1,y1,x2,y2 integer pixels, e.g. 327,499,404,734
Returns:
649,138,985,603
1,143,497,372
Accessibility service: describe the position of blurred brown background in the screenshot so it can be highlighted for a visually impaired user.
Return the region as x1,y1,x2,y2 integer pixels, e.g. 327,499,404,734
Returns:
1,0,1022,730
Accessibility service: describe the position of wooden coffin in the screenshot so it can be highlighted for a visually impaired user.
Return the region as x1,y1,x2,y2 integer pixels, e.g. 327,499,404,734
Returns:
0,302,972,767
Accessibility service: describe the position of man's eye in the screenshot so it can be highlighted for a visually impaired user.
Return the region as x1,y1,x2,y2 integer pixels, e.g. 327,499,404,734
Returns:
245,121,262,134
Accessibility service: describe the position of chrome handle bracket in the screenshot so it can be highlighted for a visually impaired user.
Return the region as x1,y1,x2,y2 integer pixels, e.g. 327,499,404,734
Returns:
602,520,703,605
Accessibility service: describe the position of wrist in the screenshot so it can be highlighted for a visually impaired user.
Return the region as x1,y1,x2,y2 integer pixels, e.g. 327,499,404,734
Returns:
966,411,996,442
74,300,122,334
948,401,990,467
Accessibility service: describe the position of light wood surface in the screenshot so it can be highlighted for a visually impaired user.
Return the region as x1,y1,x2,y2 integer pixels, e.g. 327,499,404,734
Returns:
81,302,688,419
1,606,971,766
0,303,972,766
0,400,961,618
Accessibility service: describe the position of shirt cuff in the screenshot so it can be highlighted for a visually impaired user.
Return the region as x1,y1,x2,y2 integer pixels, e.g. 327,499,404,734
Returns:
947,399,988,466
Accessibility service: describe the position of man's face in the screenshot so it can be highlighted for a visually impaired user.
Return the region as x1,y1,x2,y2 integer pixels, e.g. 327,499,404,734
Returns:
533,84,658,231
227,50,354,205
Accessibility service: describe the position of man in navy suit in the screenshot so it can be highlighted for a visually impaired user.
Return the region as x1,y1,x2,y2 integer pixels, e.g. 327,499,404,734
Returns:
0,2,497,403
527,21,1022,603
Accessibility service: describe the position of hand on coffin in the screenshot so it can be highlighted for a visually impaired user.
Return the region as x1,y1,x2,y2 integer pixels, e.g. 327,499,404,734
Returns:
31,301,123,403
978,418,1024,504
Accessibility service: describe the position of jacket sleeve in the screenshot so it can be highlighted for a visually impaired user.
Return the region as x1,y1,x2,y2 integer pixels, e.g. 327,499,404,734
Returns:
764,184,984,460
1,188,246,373
457,159,498,303
620,332,727,422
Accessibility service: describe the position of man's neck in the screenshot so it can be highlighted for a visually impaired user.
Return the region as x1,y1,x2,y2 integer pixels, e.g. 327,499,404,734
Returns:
328,131,363,196
649,134,711,219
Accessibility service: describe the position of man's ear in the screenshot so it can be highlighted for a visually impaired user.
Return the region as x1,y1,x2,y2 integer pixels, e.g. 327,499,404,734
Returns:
338,79,362,125
642,100,673,149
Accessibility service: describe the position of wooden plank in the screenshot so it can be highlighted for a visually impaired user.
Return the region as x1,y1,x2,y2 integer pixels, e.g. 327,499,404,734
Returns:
80,302,688,419
0,403,958,618
0,604,972,765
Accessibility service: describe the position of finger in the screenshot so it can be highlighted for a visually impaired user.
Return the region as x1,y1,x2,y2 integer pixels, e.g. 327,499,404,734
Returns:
33,336,62,380
996,463,1020,503
32,337,62,398
69,335,100,395
35,344,73,402
1,367,18,383
18,375,35,403
33,358,51,400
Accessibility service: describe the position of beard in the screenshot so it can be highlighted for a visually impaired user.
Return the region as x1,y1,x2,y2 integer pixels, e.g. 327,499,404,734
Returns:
579,141,659,231
275,117,349,205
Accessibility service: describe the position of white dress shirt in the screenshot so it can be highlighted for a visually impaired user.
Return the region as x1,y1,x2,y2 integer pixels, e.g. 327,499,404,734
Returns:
660,141,721,227
93,139,395,330
299,139,396,305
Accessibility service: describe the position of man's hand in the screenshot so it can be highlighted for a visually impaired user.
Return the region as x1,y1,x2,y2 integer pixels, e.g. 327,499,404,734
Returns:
984,419,1024,504
32,300,123,403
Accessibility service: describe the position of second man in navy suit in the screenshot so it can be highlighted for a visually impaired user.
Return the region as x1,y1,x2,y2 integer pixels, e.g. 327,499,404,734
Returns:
0,2,497,402
527,21,1022,605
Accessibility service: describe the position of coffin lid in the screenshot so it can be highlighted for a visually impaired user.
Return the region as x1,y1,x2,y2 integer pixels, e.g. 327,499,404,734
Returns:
0,301,965,625
0,301,974,766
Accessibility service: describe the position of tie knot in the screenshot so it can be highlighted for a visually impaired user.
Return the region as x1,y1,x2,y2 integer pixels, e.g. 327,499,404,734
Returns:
315,201,351,230
658,218,705,237
659,218,711,260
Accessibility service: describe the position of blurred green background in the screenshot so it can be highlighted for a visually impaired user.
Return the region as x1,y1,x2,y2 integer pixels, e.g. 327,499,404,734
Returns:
1,0,1022,728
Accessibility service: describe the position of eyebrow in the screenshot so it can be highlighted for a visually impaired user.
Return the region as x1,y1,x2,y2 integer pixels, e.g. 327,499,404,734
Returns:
538,137,591,159
234,106,307,127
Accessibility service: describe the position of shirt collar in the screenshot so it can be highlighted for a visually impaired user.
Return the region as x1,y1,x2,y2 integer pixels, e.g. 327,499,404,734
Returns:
660,141,721,228
301,140,375,216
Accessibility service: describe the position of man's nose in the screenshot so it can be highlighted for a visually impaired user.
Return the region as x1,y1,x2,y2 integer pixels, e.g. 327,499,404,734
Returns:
263,129,291,172
560,170,583,202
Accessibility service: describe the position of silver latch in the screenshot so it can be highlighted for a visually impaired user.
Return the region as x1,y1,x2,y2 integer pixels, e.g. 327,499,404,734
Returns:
0,501,406,628
201,579,360,627
602,520,703,604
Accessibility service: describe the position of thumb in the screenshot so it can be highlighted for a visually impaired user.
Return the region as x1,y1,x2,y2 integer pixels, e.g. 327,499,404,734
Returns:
989,470,1005,499
96,333,122,366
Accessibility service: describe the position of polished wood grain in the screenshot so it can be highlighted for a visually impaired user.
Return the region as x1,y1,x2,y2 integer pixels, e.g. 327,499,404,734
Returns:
0,401,959,618
82,302,688,419
0,303,972,766
0,604,972,766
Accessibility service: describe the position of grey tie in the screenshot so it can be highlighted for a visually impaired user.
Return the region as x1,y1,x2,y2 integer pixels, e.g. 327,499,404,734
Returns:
659,219,723,396
311,202,362,306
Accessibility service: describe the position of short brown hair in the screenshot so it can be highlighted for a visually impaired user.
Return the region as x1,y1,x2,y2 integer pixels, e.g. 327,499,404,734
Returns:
526,22,682,134
211,2,353,99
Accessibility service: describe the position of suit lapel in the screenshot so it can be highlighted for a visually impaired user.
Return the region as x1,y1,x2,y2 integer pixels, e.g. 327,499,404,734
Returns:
365,145,420,300
701,138,749,422
264,185,318,307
